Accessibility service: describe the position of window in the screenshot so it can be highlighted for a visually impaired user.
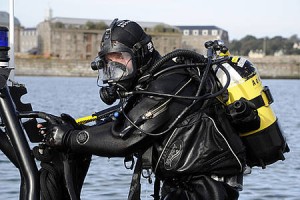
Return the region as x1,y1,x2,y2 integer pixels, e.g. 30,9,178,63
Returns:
84,33,92,42
202,30,208,35
86,44,91,53
183,30,189,36
193,30,199,36
212,30,218,36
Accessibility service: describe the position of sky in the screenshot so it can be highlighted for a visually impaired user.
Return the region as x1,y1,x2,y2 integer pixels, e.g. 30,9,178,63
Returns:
1,0,300,40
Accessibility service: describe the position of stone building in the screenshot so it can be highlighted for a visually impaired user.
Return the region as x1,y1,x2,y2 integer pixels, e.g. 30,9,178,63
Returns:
0,11,21,52
2,7,228,60
37,17,105,60
176,25,229,54
20,27,38,53
37,17,182,60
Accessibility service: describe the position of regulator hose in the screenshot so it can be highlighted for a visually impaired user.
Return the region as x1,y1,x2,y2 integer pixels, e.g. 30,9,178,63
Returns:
148,49,206,75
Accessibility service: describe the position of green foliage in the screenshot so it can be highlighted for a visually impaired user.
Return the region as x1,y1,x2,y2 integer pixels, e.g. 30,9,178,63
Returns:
85,21,108,30
85,21,96,29
229,35,300,55
95,22,108,30
54,22,65,28
153,24,179,33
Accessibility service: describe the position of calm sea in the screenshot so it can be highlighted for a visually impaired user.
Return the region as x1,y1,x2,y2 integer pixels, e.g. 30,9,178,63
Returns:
0,76,299,200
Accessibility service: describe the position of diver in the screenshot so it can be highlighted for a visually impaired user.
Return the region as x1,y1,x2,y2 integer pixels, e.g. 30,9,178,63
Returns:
39,19,248,200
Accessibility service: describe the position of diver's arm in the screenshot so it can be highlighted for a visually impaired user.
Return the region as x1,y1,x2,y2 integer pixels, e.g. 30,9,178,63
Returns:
65,71,196,157
67,121,150,157
66,96,172,157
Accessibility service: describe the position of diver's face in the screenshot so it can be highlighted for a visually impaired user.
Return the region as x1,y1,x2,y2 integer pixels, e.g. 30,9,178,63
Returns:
101,52,134,83
105,52,133,71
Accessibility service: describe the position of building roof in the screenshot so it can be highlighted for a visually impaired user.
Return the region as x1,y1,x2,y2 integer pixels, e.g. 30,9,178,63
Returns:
22,27,37,31
49,17,179,30
0,11,21,26
176,25,226,31
50,17,111,26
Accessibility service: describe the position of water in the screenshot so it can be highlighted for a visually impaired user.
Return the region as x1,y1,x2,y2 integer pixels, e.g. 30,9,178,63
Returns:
0,76,299,200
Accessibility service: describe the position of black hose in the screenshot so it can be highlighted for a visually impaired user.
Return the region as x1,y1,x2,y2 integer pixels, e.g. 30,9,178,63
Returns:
18,111,63,125
121,56,231,137
148,49,206,74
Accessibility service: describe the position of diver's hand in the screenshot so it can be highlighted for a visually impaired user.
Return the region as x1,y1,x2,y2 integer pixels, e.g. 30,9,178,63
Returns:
43,123,73,147
37,113,77,148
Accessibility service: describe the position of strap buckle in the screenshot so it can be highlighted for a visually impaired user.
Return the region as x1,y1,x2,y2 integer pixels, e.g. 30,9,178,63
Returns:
142,168,153,184
124,155,135,170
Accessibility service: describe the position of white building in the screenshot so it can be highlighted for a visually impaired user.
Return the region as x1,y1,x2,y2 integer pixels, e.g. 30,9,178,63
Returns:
176,25,229,54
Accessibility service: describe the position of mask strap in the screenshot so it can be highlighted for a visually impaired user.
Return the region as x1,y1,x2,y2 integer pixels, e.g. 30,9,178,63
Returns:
101,18,119,55
132,35,152,55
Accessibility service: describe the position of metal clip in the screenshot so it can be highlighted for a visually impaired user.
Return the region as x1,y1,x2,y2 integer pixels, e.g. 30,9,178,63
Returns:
263,86,274,106
124,155,135,170
142,169,153,184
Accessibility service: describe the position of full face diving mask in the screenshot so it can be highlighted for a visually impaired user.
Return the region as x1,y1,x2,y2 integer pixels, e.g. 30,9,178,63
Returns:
91,51,136,84
100,51,135,83
91,51,135,105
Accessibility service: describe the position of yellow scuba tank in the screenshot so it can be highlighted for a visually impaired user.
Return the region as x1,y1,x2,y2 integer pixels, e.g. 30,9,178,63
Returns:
215,56,289,168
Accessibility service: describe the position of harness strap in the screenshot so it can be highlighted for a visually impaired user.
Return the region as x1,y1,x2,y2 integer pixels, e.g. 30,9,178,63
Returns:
250,86,274,108
128,147,156,200
152,177,161,200
128,155,142,200
142,146,153,170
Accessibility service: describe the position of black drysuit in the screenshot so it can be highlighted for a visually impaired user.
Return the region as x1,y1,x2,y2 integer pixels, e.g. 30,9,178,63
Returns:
66,66,246,200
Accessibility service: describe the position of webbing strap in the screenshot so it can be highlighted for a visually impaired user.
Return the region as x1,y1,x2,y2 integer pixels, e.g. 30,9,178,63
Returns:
250,86,274,109
250,95,265,109
142,146,153,170
128,147,155,200
153,177,161,200
128,156,142,200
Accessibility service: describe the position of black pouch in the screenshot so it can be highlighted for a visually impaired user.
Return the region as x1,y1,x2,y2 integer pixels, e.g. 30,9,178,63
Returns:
154,111,245,178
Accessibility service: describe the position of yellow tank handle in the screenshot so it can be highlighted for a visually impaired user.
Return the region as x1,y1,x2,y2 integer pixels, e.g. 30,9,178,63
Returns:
76,115,98,125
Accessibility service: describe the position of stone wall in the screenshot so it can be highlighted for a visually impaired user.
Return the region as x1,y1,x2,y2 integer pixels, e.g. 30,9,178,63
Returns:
14,55,300,79
15,57,97,77
247,55,300,79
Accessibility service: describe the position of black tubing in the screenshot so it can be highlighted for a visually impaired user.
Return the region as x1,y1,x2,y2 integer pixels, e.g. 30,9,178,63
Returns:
149,49,206,74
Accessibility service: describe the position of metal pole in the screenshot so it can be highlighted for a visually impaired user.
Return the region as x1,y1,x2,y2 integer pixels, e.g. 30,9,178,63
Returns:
8,0,15,83
0,84,39,200
1,6,39,197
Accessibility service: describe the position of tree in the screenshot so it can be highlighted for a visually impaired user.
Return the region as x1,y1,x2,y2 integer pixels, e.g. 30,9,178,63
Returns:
95,22,108,30
153,24,165,32
239,35,259,55
228,39,242,55
54,22,65,28
153,24,178,33
85,21,96,29
228,34,300,55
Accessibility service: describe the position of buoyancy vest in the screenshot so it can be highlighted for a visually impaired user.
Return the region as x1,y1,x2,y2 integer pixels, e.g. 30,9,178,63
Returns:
140,69,247,179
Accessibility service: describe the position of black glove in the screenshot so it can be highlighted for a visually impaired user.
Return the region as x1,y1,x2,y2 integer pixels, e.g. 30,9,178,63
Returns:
44,123,74,147
40,113,78,148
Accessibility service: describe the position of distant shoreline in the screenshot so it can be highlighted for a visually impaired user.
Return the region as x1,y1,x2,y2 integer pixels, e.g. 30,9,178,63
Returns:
14,55,300,79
